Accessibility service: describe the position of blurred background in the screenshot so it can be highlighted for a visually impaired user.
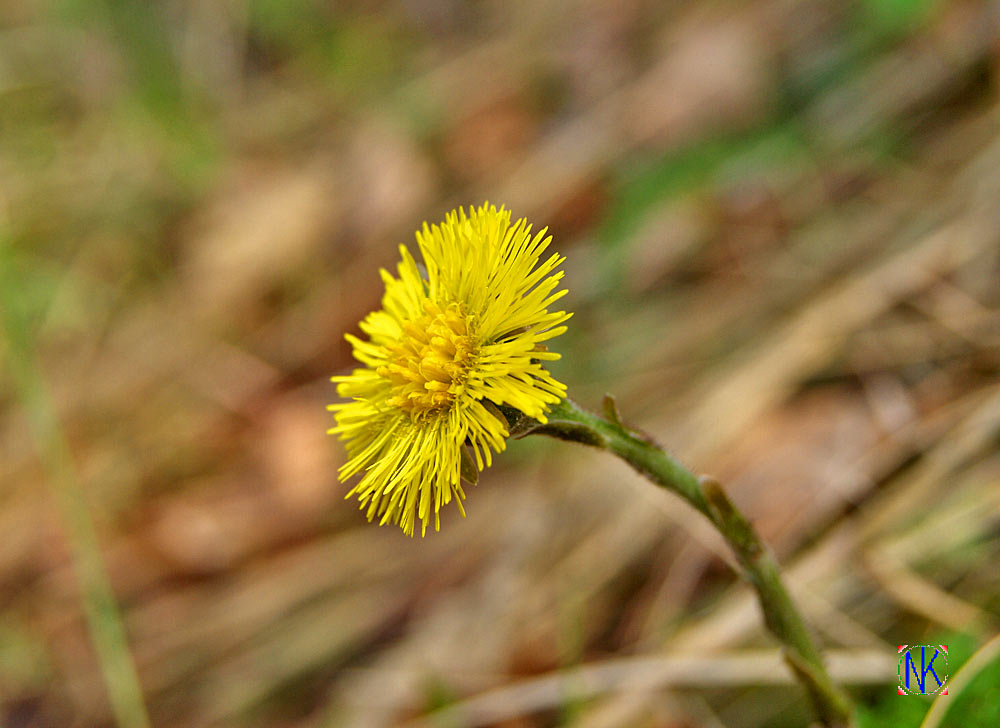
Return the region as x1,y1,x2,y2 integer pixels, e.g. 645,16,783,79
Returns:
2,0,999,726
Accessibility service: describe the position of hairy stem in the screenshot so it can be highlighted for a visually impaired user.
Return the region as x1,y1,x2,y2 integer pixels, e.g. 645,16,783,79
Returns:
525,397,855,727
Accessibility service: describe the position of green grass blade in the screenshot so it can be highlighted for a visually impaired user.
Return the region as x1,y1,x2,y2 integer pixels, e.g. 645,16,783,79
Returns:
0,237,152,728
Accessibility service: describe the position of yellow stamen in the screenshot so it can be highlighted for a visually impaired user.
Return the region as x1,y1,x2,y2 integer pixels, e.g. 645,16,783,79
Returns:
380,302,475,416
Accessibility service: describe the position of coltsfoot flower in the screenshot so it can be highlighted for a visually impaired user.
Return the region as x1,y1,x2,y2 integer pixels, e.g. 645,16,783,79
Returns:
329,203,571,536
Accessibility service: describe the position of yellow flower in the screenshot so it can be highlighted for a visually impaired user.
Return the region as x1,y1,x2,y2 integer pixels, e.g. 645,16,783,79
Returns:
329,203,571,536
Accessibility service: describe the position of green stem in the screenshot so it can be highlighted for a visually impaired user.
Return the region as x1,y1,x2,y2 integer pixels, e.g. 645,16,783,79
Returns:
525,397,855,728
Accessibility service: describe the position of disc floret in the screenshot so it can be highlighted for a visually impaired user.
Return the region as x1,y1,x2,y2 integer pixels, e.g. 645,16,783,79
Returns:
378,301,476,415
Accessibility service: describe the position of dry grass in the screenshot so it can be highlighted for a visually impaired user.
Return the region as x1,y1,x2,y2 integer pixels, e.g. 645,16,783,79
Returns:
1,1,998,727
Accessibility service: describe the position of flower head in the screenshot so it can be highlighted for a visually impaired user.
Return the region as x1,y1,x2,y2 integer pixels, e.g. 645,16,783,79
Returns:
329,203,571,536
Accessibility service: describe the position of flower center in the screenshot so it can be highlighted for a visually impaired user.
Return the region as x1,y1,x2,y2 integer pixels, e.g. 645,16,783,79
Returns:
378,300,476,416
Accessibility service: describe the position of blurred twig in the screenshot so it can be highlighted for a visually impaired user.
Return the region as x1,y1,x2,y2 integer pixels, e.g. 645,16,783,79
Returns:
406,649,891,728
863,546,996,639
